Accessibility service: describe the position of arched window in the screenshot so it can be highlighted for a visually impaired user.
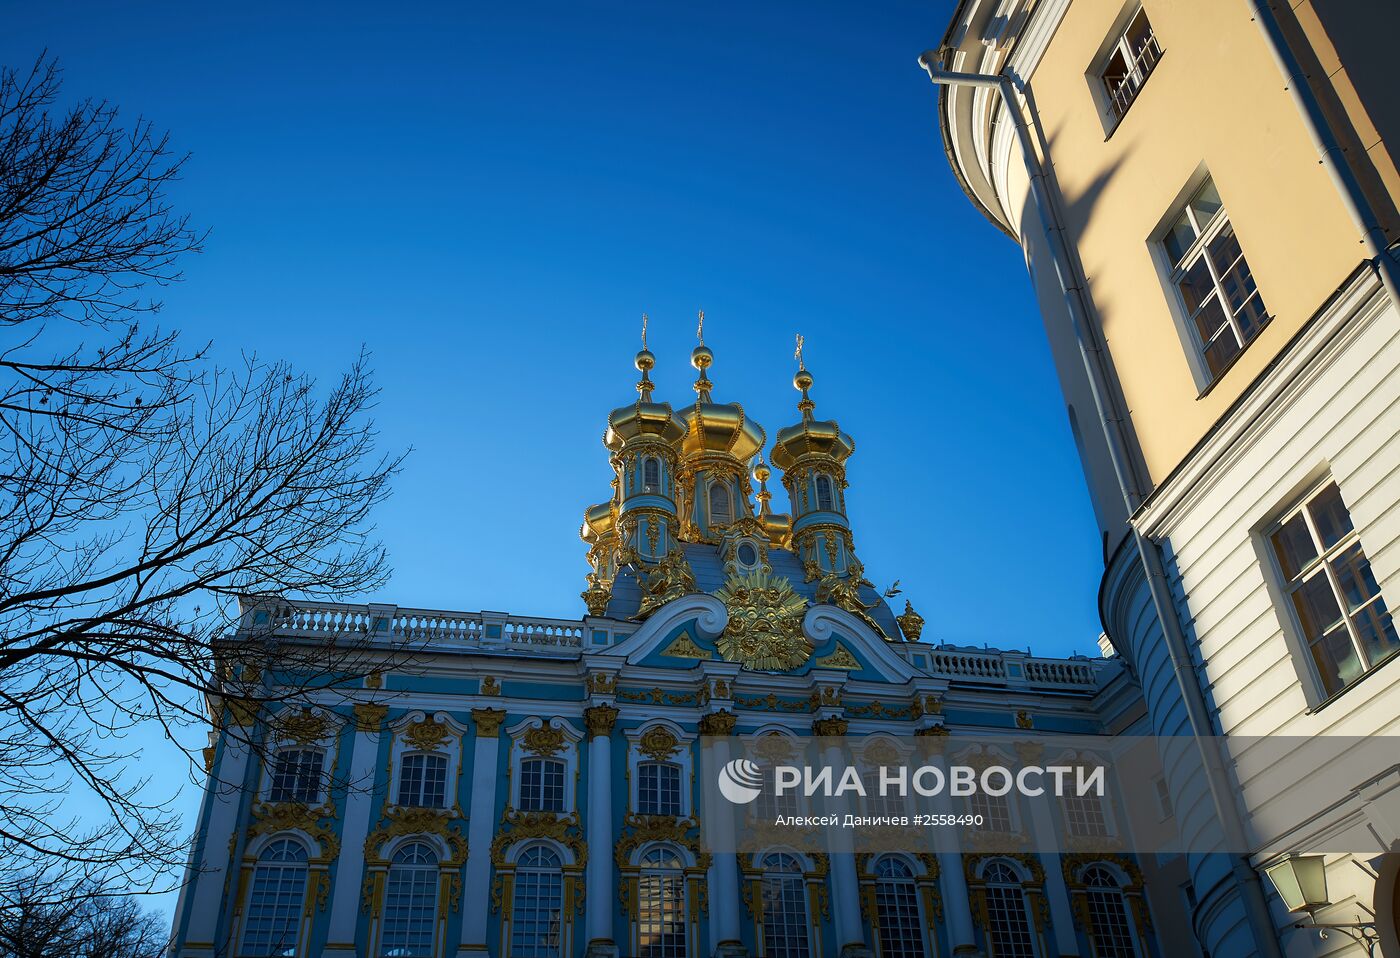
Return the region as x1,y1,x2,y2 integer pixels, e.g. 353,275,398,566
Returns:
637,762,682,817
397,753,448,808
873,857,923,958
708,481,732,527
637,846,686,958
815,475,834,512
511,845,563,958
643,457,661,490
380,842,438,958
269,748,323,804
983,861,1037,958
760,852,811,958
520,758,566,812
240,838,308,957
1082,866,1138,958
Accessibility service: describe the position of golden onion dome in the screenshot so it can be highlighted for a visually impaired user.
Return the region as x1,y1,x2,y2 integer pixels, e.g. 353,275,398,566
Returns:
580,501,615,543
679,342,765,461
770,364,854,470
605,347,686,450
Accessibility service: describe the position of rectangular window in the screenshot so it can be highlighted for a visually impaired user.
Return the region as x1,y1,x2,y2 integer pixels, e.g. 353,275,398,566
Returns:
1098,6,1162,119
1269,482,1398,697
1063,792,1109,838
269,748,323,804
397,753,448,808
1163,178,1269,382
636,762,682,816
519,758,566,812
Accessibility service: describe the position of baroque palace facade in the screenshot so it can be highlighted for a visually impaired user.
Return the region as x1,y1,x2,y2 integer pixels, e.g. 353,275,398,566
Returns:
928,0,1400,956
169,340,1183,958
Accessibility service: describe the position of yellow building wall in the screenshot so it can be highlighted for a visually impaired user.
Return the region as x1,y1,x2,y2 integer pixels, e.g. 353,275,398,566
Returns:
1026,0,1368,483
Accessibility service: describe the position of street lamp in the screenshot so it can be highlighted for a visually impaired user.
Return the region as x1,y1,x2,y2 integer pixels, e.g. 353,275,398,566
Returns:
1263,854,1381,955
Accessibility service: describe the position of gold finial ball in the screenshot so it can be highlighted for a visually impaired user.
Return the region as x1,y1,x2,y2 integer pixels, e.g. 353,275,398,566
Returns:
635,349,656,372
691,344,714,370
794,368,814,391
753,460,771,483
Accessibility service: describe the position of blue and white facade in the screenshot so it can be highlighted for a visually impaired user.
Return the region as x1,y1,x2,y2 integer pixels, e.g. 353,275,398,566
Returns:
169,345,1183,958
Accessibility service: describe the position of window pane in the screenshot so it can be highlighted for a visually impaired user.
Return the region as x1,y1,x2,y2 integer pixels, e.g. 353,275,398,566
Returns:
1307,484,1355,549
1330,543,1380,612
1165,213,1196,266
1234,291,1269,342
1189,180,1223,230
1178,256,1215,313
1292,571,1344,638
1353,599,1399,666
1271,513,1318,580
1311,625,1363,695
1202,321,1243,377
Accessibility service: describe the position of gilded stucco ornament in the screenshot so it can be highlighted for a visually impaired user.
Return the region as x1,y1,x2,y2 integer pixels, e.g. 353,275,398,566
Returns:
278,708,329,744
472,708,506,737
352,702,388,732
248,801,340,862
895,600,925,642
405,717,449,751
637,726,680,760
364,806,467,867
815,561,889,639
522,726,566,756
580,573,612,617
633,548,698,620
697,710,737,736
584,704,619,739
713,568,811,672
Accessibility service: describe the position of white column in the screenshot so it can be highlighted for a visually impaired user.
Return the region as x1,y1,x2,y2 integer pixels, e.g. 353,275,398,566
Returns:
324,703,387,955
1025,768,1080,958
922,734,980,958
700,711,746,958
458,708,505,958
817,719,870,958
583,705,620,958
180,711,257,957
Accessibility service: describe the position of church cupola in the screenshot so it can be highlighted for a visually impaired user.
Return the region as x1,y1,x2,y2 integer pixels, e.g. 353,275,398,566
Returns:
771,337,857,579
675,313,766,543
602,324,687,566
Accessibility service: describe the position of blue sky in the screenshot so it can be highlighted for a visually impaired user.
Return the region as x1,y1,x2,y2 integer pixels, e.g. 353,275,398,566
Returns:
6,0,1112,909
4,1,1105,655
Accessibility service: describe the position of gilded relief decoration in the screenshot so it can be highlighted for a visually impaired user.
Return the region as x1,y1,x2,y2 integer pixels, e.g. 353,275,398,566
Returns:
352,702,389,732
637,726,681,760
585,672,616,695
277,708,330,745
522,726,566,756
813,643,861,670
363,806,468,868
633,548,698,620
471,708,506,737
405,717,449,751
479,676,501,696
248,800,340,864
660,631,713,659
489,808,589,913
584,704,619,739
713,568,811,672
815,561,889,639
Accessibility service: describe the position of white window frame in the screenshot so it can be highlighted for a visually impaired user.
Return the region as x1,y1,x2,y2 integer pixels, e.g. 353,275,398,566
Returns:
626,720,694,818
260,708,340,807
387,710,466,814
1259,479,1398,704
267,747,326,805
1092,5,1162,123
1150,174,1270,391
508,718,581,814
396,751,449,809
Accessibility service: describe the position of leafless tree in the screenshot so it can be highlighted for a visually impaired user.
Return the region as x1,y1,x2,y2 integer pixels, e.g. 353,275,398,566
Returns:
0,873,167,958
0,55,406,901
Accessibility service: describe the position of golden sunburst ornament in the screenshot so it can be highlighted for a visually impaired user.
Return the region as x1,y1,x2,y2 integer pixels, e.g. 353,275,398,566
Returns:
714,569,811,672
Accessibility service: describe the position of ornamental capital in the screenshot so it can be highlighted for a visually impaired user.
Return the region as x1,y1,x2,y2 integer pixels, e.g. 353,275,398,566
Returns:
812,717,848,737
584,704,619,739
697,709,737,737
352,702,388,732
915,724,949,737
472,708,506,737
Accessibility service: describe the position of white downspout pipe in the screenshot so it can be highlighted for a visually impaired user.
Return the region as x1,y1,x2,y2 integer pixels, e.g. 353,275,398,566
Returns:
917,54,1287,958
